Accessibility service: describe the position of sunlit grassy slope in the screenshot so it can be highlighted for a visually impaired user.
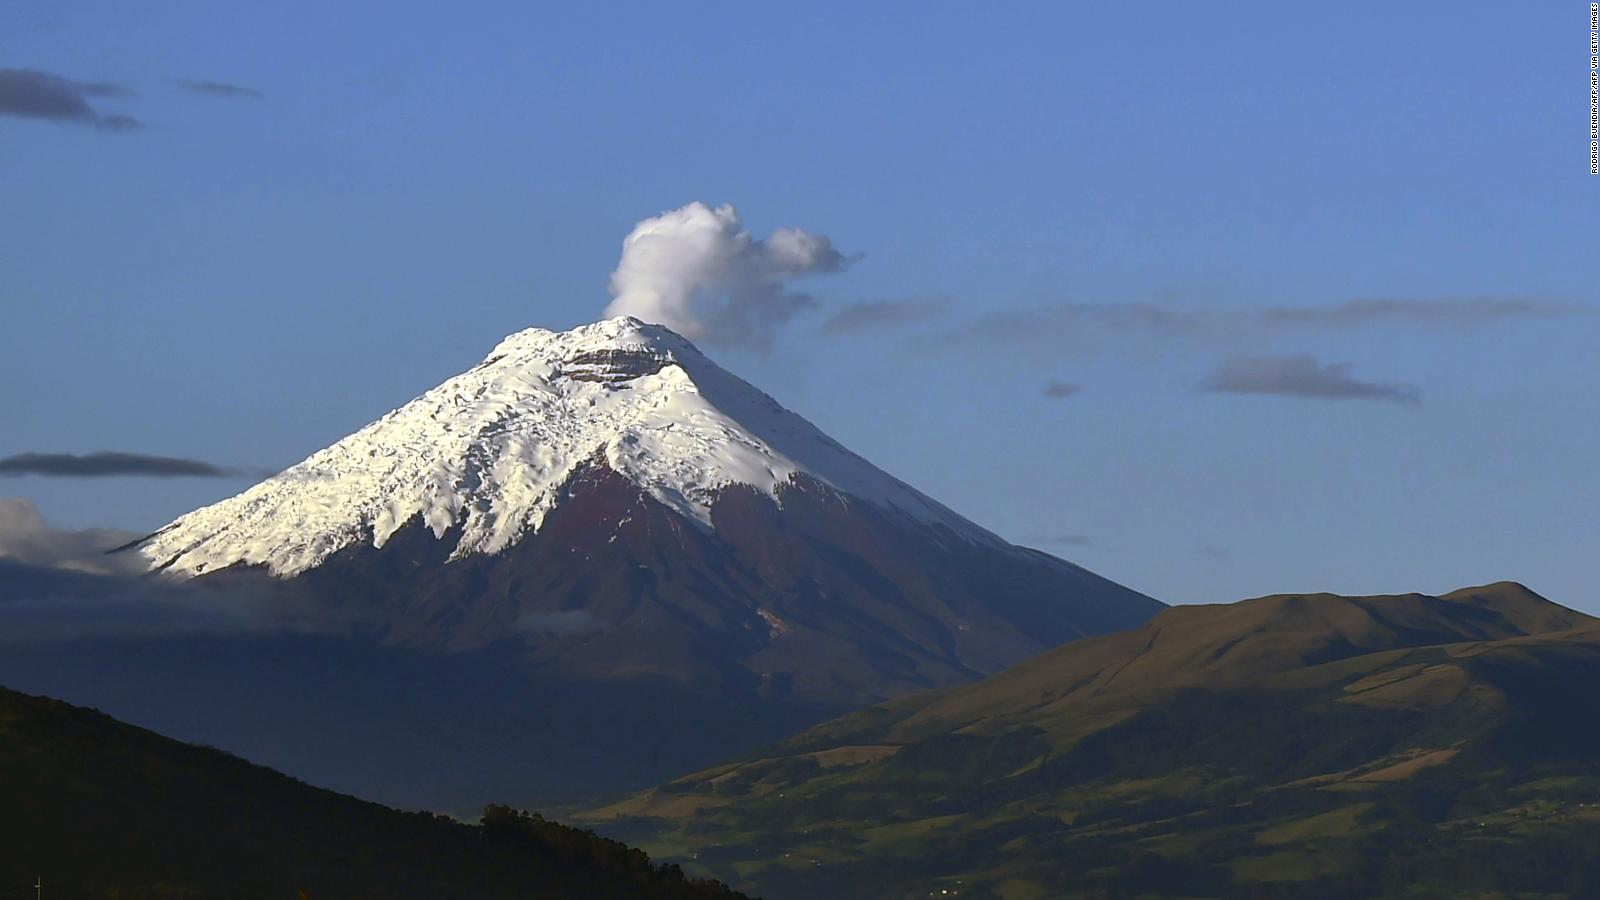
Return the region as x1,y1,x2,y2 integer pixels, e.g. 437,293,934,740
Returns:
577,583,1600,899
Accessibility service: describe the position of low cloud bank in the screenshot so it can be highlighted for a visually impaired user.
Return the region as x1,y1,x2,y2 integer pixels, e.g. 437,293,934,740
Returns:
0,497,142,575
0,498,324,643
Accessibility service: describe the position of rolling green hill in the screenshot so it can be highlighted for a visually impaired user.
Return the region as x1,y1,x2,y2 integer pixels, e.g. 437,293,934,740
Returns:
575,583,1600,899
0,686,751,900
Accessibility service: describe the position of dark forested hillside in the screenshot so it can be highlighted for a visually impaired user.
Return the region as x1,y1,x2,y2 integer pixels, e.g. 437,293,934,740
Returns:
0,685,751,900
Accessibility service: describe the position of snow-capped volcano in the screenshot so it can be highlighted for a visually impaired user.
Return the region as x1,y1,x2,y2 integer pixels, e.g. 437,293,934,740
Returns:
114,317,1160,802
134,317,1159,717
140,317,991,579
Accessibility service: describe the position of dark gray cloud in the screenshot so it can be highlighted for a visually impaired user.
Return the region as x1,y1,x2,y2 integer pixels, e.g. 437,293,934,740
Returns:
178,79,264,100
0,68,141,131
1042,380,1082,399
822,298,949,335
1201,354,1421,405
0,452,245,478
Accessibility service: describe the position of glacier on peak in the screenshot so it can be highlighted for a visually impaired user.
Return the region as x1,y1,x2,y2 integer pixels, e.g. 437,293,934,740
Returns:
137,316,997,578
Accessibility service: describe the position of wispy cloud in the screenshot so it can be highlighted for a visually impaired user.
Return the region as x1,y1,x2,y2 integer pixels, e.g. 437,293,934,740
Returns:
0,68,141,131
0,452,256,478
178,79,264,100
822,298,949,335
516,609,609,637
1201,354,1421,405
1255,297,1570,328
1042,380,1082,399
1028,533,1093,547
921,296,1577,359
94,113,142,131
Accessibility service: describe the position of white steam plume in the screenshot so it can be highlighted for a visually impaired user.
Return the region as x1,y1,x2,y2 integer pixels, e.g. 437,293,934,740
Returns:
604,202,851,347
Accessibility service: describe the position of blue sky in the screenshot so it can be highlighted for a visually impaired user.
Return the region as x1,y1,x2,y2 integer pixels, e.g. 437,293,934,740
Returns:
2,2,1596,610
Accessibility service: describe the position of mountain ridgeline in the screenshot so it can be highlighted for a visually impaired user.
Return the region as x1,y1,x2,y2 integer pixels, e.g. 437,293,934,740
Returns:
581,583,1600,899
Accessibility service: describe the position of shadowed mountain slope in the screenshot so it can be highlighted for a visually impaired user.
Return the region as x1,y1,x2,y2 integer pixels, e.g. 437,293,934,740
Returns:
224,461,1157,707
